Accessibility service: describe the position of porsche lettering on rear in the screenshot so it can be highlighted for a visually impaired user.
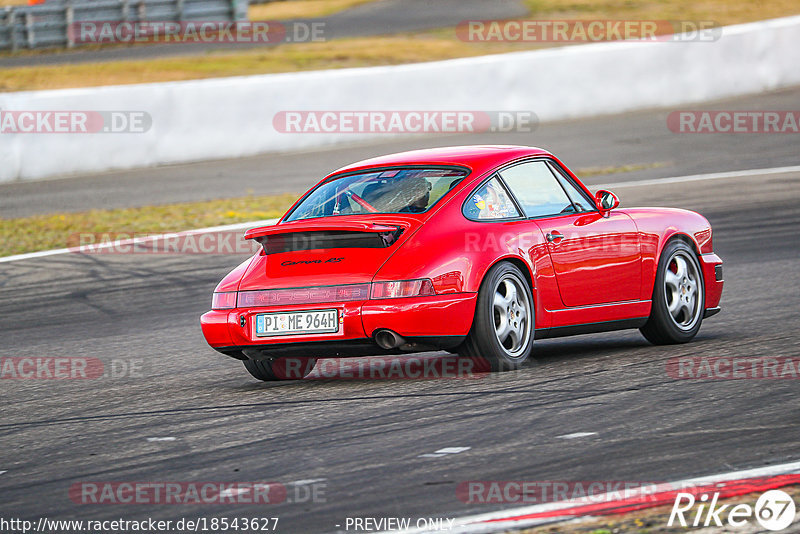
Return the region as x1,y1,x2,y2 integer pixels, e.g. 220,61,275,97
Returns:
281,257,344,266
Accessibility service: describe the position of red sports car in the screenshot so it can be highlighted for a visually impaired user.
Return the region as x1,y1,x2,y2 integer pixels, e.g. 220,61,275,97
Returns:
201,146,723,380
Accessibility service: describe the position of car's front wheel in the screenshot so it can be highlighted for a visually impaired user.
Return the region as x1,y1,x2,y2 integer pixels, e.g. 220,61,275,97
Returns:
243,357,318,381
460,262,534,371
640,240,705,345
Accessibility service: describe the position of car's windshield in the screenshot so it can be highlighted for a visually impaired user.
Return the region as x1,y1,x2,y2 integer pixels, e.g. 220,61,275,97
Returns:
285,167,468,221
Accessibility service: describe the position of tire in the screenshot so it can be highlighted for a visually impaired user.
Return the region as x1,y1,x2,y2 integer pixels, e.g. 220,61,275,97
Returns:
243,357,317,381
640,240,705,345
459,262,534,371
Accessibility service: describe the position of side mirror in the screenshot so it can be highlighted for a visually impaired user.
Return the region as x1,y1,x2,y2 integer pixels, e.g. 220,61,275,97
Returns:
595,189,619,213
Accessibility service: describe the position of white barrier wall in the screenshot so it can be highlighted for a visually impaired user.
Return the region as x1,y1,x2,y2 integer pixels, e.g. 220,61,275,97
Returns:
1,15,799,182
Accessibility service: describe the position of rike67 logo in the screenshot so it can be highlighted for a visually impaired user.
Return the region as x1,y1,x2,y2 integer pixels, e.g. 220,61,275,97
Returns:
669,489,796,530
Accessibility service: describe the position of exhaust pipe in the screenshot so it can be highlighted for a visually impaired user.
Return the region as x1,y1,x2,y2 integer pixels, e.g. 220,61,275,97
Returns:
374,329,405,350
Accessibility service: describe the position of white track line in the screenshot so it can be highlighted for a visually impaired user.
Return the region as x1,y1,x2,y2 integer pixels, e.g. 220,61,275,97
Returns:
219,487,251,498
419,447,472,458
0,218,278,264
595,164,800,189
388,459,800,534
288,478,327,485
3,164,799,265
556,432,597,439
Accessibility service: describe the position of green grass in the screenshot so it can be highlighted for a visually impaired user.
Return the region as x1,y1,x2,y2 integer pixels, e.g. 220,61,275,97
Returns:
1,0,797,92
574,162,668,177
0,36,512,92
523,0,800,23
0,194,299,257
248,0,376,20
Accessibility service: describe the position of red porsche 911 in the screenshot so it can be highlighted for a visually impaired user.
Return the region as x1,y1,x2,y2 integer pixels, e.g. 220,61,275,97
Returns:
201,146,723,380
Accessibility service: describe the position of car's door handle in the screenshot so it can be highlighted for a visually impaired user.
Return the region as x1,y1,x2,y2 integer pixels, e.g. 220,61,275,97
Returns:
546,231,564,242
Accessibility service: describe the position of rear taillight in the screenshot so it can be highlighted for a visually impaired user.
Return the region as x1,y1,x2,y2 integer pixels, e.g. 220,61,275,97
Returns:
214,280,437,309
371,279,436,299
211,292,236,310
237,284,371,307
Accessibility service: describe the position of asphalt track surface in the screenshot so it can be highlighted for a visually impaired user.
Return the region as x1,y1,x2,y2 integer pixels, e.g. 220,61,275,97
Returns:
1,90,800,533
2,86,800,217
0,0,528,67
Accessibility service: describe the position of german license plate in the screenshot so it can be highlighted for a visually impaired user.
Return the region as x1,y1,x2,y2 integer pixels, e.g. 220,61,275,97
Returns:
255,309,339,337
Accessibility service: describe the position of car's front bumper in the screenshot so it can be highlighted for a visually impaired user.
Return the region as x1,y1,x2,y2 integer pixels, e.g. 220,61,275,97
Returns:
200,292,477,359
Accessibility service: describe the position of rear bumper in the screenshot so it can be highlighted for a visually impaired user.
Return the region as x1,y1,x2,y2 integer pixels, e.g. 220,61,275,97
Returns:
200,292,477,359
213,336,467,360
700,252,724,309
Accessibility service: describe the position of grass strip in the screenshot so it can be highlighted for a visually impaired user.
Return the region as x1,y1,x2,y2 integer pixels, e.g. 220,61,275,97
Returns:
0,193,298,257
1,0,798,92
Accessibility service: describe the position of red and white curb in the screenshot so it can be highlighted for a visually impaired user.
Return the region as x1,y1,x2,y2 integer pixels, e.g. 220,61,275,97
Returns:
390,460,800,533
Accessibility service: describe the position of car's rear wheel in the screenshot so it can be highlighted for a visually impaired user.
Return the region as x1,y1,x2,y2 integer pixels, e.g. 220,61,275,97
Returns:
640,240,705,345
460,262,534,371
243,357,318,381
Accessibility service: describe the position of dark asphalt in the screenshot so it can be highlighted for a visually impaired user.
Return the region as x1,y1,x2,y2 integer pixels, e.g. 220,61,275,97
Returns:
0,0,528,68
2,86,799,218
1,94,800,533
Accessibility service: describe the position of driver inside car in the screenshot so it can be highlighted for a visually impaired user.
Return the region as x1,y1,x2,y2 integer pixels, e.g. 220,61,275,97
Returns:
399,175,432,213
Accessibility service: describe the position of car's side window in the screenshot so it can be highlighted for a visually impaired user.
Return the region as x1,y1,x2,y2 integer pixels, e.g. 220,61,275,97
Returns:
548,162,593,212
499,161,574,218
463,177,521,220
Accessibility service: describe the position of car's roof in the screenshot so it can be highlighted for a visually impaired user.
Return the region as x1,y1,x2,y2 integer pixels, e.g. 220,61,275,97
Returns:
327,145,552,177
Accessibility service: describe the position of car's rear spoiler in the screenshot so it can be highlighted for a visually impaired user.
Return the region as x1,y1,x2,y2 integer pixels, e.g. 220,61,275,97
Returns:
244,221,409,254
243,221,406,241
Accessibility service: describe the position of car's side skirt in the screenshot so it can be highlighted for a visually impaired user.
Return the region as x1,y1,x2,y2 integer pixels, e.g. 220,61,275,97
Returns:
545,300,652,329
535,317,649,339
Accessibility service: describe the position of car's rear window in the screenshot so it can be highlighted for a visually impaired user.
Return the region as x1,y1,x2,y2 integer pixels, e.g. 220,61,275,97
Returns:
285,167,468,221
